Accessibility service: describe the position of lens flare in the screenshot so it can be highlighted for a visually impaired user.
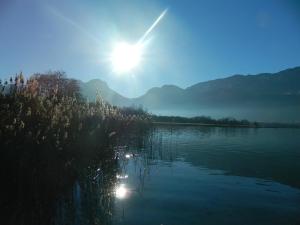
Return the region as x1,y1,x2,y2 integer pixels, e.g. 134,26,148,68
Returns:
138,9,168,44
110,9,168,74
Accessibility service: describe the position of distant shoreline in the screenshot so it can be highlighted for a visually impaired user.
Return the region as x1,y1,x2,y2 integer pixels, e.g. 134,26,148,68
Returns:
152,121,300,128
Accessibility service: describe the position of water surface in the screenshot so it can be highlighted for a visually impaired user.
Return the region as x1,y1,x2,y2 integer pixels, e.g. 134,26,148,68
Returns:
54,126,300,225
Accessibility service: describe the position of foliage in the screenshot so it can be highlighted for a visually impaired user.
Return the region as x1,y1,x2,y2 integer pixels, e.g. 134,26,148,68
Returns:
0,72,150,155
0,71,150,225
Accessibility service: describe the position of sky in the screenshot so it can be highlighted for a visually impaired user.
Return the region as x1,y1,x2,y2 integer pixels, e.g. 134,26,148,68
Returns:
0,0,300,97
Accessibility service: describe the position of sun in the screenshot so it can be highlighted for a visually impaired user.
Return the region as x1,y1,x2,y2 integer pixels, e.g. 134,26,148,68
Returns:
108,9,168,74
110,42,143,74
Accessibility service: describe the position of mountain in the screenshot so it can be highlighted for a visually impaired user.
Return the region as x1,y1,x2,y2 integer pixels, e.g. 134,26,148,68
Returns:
79,79,131,106
80,67,300,122
132,85,185,108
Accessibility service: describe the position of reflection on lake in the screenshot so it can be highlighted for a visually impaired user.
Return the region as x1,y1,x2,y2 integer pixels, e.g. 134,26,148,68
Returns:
5,126,300,225
111,126,300,225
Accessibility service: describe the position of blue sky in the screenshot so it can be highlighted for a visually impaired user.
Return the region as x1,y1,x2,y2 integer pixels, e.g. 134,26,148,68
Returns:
0,0,300,97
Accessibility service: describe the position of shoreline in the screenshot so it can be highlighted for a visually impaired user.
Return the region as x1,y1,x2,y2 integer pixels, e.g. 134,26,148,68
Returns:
152,121,300,128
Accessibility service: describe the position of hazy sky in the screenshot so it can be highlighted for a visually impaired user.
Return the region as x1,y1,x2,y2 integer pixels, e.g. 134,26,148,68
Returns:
1,0,300,97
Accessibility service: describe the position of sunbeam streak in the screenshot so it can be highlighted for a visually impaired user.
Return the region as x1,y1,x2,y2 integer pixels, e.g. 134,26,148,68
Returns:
110,8,168,74
46,5,100,44
138,8,168,44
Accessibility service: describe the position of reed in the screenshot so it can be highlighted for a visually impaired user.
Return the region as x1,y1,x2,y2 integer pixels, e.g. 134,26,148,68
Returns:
0,71,150,224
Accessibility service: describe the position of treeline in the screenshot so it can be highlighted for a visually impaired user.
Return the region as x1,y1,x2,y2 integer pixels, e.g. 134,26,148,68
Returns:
152,115,258,127
152,115,300,128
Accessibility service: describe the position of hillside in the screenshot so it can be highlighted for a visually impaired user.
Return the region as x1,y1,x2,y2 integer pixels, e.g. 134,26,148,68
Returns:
80,67,300,122
79,79,131,106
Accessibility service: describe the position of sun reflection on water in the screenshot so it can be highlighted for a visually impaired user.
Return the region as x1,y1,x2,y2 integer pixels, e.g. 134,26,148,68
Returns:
116,174,129,179
115,184,128,199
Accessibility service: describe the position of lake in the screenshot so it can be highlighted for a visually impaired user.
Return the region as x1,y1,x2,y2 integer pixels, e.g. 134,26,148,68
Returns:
54,125,300,225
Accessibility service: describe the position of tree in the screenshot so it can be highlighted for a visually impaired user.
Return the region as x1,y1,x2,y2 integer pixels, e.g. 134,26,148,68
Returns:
32,71,81,99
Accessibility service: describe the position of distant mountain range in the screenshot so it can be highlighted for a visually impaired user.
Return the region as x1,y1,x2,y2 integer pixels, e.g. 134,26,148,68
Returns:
80,67,300,123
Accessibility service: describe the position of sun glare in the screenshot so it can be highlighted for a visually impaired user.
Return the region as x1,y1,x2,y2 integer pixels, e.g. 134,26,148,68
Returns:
110,42,143,73
115,184,128,199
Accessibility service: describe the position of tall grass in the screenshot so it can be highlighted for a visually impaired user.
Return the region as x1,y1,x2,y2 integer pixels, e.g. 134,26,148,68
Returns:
0,71,150,225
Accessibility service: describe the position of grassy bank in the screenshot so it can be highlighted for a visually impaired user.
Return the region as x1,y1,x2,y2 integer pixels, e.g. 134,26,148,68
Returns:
0,72,150,224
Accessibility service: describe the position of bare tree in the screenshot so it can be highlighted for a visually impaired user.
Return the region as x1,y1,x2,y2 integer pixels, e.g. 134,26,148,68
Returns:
32,71,81,98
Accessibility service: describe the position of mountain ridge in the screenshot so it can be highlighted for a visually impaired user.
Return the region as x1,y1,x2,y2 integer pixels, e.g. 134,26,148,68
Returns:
80,66,300,122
